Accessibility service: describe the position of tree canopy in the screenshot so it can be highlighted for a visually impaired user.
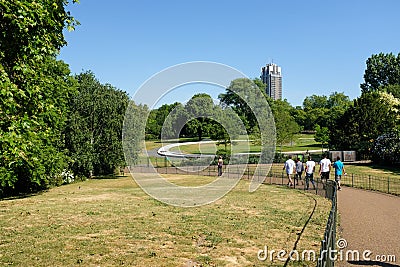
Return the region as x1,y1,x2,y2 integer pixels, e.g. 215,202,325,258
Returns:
330,91,399,159
361,52,400,93
218,78,271,132
270,100,300,148
0,0,79,195
64,71,129,177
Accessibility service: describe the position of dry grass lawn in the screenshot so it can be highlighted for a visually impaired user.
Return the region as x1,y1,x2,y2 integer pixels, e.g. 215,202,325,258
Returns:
0,175,331,266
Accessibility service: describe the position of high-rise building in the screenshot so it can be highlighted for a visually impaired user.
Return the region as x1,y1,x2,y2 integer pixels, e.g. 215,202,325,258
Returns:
260,63,282,100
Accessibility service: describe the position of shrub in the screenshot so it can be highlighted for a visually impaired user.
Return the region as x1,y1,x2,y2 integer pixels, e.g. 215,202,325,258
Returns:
372,130,400,166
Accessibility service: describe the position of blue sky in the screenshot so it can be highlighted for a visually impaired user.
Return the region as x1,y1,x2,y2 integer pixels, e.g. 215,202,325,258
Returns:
59,0,400,108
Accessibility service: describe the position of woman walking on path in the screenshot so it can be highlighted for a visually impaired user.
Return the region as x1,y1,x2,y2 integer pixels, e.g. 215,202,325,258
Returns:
217,156,223,176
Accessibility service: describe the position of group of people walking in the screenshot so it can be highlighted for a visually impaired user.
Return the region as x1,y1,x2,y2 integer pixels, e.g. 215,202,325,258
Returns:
283,153,346,190
216,153,346,191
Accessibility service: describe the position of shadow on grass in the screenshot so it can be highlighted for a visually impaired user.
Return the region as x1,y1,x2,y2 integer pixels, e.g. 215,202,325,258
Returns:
91,175,129,180
298,143,323,149
147,137,203,144
0,190,47,201
369,164,400,175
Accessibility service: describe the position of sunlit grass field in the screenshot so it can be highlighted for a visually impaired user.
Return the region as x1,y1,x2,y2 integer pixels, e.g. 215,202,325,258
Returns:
0,175,331,266
147,134,320,154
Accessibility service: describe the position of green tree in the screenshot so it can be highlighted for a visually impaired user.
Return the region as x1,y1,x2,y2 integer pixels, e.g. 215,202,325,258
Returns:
271,100,301,150
300,92,351,130
327,92,351,108
325,92,352,127
372,130,400,166
314,124,330,152
291,106,307,130
219,78,271,132
146,103,181,139
0,0,78,195
209,120,230,150
381,84,400,99
303,95,328,111
184,93,215,140
361,53,400,93
301,95,330,130
252,78,268,98
330,91,399,159
123,101,149,167
65,72,129,177
208,106,243,150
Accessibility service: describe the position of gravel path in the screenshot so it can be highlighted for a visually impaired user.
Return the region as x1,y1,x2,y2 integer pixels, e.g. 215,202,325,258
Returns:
337,187,400,266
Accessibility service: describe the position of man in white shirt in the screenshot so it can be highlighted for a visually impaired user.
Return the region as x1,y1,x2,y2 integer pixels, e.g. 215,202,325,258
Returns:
283,155,296,187
319,154,332,181
305,156,316,190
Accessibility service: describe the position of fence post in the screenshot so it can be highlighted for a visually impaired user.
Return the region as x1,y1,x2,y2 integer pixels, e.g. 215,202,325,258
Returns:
270,171,272,184
368,175,371,190
351,173,354,187
247,166,250,180
388,176,390,194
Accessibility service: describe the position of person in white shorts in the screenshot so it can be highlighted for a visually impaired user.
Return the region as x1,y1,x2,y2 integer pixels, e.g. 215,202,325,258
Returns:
283,155,296,187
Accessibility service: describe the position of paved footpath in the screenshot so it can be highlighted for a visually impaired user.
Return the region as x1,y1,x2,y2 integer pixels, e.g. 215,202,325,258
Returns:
337,187,400,266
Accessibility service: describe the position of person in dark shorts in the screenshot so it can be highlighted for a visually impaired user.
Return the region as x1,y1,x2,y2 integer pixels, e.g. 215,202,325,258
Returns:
295,157,304,186
319,153,331,182
217,156,223,176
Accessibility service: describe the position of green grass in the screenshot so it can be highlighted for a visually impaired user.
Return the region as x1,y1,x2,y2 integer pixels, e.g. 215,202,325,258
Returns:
169,141,262,154
344,164,400,177
280,134,321,152
145,140,163,151
0,175,331,266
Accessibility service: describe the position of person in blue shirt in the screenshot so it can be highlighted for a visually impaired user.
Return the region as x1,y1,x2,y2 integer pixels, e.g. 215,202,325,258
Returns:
333,156,346,191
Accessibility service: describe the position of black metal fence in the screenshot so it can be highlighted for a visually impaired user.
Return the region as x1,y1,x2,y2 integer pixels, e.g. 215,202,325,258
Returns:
338,172,400,195
317,180,337,267
131,164,330,196
141,158,400,196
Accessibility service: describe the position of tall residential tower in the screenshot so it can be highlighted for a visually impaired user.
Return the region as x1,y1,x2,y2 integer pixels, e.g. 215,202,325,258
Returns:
260,63,282,100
